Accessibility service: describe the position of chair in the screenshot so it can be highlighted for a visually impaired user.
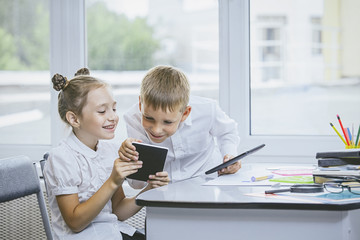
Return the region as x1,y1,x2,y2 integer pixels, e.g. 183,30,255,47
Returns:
40,152,49,192
0,155,53,240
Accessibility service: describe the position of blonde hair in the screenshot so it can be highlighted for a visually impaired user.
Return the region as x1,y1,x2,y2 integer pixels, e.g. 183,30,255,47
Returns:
51,68,108,125
140,65,190,112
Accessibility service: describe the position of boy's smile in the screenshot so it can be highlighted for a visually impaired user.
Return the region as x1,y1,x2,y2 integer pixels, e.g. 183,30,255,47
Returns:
139,101,191,143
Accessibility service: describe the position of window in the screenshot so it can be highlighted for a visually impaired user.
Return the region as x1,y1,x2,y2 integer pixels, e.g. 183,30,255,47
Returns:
0,0,50,145
86,0,219,142
250,0,360,138
2,0,357,162
221,0,360,160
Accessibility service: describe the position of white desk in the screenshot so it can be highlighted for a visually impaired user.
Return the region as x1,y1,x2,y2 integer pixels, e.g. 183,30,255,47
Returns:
136,175,360,240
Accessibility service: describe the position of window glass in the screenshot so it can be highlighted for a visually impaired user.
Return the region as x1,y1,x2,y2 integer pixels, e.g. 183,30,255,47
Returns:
0,0,50,145
250,0,360,136
86,0,219,142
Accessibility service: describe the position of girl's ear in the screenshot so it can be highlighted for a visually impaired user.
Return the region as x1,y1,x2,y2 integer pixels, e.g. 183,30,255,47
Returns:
66,111,80,128
180,106,192,122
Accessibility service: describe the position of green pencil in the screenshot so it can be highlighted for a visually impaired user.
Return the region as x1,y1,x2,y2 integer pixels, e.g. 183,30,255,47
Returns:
356,124,360,147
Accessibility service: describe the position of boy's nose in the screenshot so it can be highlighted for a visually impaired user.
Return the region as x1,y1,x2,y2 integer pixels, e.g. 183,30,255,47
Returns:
151,123,162,134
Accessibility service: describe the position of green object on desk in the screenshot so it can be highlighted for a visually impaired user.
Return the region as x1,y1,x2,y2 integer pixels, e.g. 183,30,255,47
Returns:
269,175,314,184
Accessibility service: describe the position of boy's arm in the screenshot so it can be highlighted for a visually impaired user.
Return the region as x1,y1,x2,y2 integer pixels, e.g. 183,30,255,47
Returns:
211,103,240,157
211,103,241,175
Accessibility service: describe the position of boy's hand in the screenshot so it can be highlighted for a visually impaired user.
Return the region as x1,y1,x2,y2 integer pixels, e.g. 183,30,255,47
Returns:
147,171,170,189
218,154,241,176
118,138,142,161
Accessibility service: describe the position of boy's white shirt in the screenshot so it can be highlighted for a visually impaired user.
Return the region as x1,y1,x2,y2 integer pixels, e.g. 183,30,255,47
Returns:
124,96,240,187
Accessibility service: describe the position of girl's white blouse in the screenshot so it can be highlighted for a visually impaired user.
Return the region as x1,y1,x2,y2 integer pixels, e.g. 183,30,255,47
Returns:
43,132,135,240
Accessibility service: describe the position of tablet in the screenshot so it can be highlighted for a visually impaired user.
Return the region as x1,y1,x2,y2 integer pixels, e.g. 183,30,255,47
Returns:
205,144,265,175
127,142,168,181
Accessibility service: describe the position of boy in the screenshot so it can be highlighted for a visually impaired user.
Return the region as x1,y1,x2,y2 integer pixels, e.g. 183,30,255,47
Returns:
119,65,240,183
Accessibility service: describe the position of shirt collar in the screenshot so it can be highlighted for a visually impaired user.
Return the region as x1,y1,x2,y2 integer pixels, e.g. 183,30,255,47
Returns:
66,131,99,159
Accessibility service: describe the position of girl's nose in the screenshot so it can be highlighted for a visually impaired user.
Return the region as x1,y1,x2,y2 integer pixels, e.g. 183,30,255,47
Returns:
108,110,118,121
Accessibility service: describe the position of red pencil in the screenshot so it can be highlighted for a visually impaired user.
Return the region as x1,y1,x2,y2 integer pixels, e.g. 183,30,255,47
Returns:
337,114,350,146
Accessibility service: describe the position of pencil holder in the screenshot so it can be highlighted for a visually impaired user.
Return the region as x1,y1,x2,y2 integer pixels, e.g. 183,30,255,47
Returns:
345,144,360,149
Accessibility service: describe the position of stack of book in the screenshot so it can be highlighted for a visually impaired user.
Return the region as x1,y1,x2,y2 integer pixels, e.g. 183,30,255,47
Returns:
313,149,360,184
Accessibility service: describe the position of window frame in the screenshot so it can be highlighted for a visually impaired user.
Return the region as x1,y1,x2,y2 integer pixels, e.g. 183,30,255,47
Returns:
0,0,341,163
220,0,341,163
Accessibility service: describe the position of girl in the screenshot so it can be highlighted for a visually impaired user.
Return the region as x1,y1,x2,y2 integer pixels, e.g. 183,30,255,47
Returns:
43,68,169,240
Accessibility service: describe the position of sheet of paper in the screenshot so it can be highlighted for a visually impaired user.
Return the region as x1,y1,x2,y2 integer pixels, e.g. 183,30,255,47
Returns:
267,165,316,176
203,170,292,186
203,164,315,186
245,192,324,203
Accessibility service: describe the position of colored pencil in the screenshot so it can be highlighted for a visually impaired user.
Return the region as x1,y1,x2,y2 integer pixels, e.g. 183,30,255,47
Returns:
330,123,347,145
337,114,350,146
351,127,356,147
345,128,351,146
356,124,360,147
347,128,352,143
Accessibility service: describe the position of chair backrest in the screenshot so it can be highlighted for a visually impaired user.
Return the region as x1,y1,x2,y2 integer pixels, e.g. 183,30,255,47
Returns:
40,152,49,175
40,152,50,197
0,155,53,240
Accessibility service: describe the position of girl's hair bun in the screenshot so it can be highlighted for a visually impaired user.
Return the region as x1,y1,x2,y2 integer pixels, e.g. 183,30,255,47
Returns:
52,73,69,91
75,67,90,76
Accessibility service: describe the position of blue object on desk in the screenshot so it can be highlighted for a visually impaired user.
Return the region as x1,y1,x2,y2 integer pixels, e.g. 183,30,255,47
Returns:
319,190,360,200
251,174,274,182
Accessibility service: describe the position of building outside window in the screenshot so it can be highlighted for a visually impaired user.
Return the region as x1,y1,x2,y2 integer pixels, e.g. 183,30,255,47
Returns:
250,0,360,137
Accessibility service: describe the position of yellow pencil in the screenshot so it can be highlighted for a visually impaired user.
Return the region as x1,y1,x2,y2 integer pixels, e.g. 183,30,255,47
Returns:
330,123,347,145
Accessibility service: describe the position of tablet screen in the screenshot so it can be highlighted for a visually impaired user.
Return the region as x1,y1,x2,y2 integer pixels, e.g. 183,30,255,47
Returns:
127,142,168,181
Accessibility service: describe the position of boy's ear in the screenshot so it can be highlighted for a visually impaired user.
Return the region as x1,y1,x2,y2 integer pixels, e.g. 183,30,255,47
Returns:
138,96,142,111
180,106,192,122
66,111,80,128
